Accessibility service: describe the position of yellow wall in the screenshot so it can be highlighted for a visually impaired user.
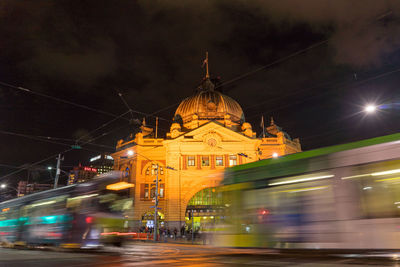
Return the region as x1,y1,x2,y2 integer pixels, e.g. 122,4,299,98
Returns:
112,121,301,229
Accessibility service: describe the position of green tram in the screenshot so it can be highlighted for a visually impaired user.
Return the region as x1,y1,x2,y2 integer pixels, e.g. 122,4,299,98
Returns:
0,172,133,249
216,133,400,249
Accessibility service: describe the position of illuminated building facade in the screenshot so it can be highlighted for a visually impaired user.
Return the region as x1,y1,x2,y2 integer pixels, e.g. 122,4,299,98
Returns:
112,64,301,230
89,154,114,174
17,181,52,197
67,165,98,185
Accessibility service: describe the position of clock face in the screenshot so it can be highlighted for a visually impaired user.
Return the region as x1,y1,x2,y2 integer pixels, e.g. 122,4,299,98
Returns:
208,138,217,147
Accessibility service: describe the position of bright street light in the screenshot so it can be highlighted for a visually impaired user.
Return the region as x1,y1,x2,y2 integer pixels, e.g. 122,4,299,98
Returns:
127,150,134,156
365,104,377,114
47,166,53,170
0,184,6,189
272,152,279,158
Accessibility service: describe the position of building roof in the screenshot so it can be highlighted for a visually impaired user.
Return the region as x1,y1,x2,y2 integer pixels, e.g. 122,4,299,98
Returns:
174,78,245,125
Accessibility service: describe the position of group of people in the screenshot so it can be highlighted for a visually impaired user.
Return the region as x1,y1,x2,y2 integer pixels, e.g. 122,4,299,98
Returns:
137,224,206,242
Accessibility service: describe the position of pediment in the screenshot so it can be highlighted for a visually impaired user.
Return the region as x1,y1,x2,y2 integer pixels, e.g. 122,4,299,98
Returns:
164,121,255,144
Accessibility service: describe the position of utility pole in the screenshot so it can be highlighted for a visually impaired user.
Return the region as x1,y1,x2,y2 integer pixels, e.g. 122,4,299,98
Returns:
191,209,194,244
54,154,62,189
153,163,159,241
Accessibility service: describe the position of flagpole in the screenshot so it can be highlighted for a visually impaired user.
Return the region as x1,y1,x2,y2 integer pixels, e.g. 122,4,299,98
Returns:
155,117,158,139
262,115,265,138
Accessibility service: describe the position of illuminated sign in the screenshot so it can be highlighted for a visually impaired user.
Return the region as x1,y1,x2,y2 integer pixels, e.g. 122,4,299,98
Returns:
84,167,97,172
90,155,101,162
106,182,135,191
2,208,10,212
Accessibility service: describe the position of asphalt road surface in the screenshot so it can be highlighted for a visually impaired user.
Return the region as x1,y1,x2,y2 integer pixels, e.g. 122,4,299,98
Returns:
1,243,400,266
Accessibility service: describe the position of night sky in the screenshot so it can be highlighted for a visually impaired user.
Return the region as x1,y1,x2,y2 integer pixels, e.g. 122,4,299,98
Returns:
1,0,400,187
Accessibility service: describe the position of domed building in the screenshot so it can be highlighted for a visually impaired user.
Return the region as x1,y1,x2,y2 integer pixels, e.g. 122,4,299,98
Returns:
112,58,301,231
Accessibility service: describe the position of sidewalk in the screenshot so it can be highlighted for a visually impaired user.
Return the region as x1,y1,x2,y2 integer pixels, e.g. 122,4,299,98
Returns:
129,235,209,245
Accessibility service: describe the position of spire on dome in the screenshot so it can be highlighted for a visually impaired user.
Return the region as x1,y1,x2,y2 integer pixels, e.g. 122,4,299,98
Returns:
202,52,210,79
270,116,275,126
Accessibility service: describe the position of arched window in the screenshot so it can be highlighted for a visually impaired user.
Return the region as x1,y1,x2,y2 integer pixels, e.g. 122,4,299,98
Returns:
187,187,221,206
145,164,164,176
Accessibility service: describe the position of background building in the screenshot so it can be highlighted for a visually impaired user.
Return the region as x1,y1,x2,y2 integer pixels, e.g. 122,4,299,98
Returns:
89,153,114,174
67,164,98,185
112,70,301,230
17,181,52,197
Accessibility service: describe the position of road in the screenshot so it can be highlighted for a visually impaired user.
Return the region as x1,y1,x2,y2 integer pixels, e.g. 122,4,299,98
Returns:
1,243,400,266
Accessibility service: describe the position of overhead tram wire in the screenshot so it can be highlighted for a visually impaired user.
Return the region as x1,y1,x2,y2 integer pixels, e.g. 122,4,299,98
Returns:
146,39,329,120
216,39,329,91
0,118,140,182
0,80,171,123
0,129,115,150
216,11,392,93
0,129,114,155
0,81,126,120
75,110,131,144
115,88,135,121
245,66,400,120
0,118,132,182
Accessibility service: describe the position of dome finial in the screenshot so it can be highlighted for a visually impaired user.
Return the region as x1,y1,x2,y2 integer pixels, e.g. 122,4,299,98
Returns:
203,52,210,79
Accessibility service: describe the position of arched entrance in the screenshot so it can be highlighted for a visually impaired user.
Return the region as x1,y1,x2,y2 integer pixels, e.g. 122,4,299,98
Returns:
141,211,165,230
185,187,224,231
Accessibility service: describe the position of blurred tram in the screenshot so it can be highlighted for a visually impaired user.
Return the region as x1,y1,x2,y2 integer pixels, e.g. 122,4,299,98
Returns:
216,133,400,249
0,172,133,249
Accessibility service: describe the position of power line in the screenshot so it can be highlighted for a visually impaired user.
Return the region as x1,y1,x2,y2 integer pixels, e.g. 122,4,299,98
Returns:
0,129,115,150
75,110,131,144
246,66,400,120
0,122,133,182
0,81,125,120
217,39,329,91
0,80,171,123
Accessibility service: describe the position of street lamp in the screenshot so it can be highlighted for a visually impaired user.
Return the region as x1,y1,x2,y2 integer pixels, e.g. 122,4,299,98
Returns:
365,104,377,114
47,166,53,170
0,184,6,189
127,150,134,156
272,152,279,158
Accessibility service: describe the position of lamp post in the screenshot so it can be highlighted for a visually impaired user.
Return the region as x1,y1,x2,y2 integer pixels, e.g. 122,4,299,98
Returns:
153,163,159,241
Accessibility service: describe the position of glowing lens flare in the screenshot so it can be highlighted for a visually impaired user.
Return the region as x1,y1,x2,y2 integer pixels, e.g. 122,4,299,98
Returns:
365,104,377,113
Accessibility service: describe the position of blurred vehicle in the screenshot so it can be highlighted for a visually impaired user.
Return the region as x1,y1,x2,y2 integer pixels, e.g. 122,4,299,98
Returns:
215,133,400,249
0,171,133,249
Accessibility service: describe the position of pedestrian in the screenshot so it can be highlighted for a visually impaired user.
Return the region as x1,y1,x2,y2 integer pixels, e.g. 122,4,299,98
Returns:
173,228,177,240
180,225,185,237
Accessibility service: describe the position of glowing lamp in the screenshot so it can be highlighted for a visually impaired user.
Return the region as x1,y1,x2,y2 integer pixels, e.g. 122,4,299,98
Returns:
272,152,278,158
127,150,134,156
86,216,93,224
365,104,377,113
106,181,135,191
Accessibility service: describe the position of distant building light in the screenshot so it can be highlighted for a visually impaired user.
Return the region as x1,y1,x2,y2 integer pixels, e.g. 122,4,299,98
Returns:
106,155,114,160
84,167,97,172
272,152,279,158
127,150,134,156
90,155,101,162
